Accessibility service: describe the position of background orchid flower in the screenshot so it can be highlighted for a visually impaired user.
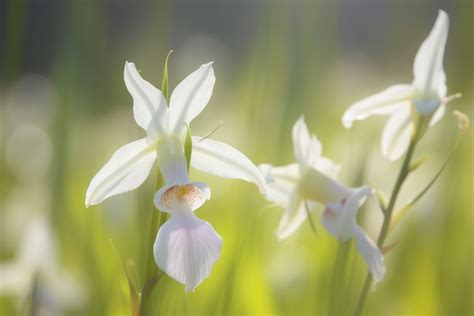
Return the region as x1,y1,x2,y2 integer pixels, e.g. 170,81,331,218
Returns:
259,117,341,240
259,117,385,281
0,215,85,312
321,187,385,285
342,10,452,161
85,61,266,291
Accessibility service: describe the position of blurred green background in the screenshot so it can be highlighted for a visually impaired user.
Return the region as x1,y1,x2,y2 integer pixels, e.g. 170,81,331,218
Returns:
0,0,472,315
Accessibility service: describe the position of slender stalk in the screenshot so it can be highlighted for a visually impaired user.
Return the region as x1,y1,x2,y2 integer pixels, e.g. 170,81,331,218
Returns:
138,51,173,316
328,240,352,315
354,124,421,316
139,172,168,316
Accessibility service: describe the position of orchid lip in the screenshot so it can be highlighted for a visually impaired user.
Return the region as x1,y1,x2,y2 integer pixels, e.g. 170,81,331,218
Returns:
154,182,211,213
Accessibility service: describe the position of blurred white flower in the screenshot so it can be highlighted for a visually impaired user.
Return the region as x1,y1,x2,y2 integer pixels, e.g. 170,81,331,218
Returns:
0,215,85,314
260,117,384,282
342,10,452,161
321,187,385,285
86,61,265,291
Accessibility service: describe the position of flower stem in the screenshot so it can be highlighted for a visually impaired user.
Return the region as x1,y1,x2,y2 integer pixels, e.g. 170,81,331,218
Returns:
354,123,421,316
139,172,167,316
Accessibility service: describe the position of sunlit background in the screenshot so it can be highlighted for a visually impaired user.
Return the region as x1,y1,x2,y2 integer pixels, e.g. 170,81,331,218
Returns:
0,1,472,315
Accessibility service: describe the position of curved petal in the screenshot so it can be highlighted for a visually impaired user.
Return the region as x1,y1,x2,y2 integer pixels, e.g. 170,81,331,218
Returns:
429,103,446,127
259,163,299,205
337,186,372,240
154,213,222,292
275,192,306,240
353,226,385,285
413,10,449,99
292,117,322,167
124,62,168,130
85,139,156,206
321,186,372,241
381,104,413,161
191,137,267,194
169,62,215,132
342,85,414,128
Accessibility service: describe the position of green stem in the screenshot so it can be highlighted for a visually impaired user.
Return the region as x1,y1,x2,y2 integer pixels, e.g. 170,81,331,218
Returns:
139,172,168,316
328,240,352,315
354,125,420,316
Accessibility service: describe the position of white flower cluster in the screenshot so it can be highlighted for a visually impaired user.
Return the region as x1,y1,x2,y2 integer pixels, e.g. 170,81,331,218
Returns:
86,11,451,291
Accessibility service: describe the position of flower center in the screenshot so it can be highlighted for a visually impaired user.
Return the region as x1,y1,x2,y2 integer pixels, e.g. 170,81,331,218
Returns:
160,184,206,210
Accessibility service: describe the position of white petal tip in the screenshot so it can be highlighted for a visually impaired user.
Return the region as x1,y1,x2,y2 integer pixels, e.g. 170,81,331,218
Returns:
438,10,448,20
342,119,353,129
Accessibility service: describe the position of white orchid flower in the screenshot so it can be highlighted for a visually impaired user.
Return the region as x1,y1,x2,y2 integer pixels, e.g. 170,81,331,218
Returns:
86,61,266,291
259,117,384,282
321,187,385,285
342,10,452,161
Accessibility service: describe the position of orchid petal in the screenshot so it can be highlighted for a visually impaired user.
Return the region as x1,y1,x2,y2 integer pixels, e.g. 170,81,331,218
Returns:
321,186,372,241
381,104,413,161
337,186,372,240
342,85,414,128
169,62,215,132
259,163,299,205
353,225,386,284
413,10,449,100
313,156,340,179
191,137,267,194
292,117,322,167
154,213,222,292
124,62,167,131
85,139,156,206
275,192,306,240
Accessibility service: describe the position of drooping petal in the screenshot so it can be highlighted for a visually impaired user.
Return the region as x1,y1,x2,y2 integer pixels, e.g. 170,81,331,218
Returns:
154,212,222,292
169,62,215,132
85,139,156,206
321,186,372,241
124,62,168,130
353,226,386,284
381,104,413,161
321,202,342,238
191,137,267,194
259,164,299,206
292,117,322,167
413,10,449,102
154,181,211,213
342,85,414,128
275,192,307,240
336,186,372,241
